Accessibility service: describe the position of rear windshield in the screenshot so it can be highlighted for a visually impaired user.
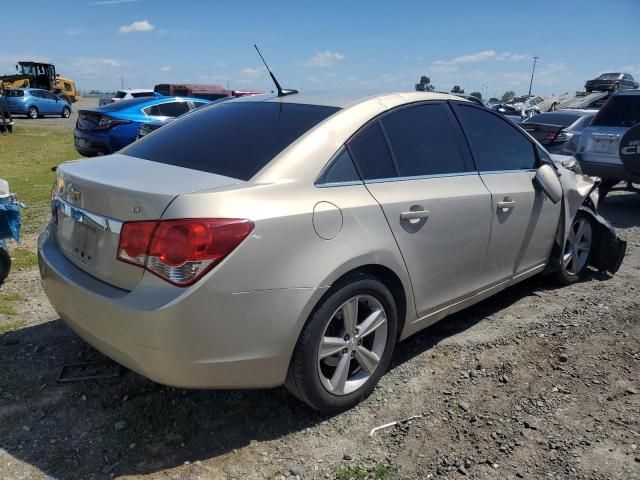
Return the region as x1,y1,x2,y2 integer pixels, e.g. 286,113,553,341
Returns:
597,73,622,80
524,113,580,127
123,102,340,180
131,91,155,98
592,95,640,128
114,91,126,98
4,90,24,97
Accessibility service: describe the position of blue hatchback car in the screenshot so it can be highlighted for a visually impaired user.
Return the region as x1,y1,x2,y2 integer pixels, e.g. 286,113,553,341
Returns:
74,96,212,156
2,88,72,119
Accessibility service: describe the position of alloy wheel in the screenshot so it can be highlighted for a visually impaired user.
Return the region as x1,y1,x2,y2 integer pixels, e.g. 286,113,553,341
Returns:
317,295,388,396
563,217,593,275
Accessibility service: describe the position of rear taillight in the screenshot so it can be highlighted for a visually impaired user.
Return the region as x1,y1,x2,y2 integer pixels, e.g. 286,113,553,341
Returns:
117,218,254,286
94,116,130,130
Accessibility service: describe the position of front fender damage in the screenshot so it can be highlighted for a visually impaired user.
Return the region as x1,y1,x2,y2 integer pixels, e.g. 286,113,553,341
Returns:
545,162,626,275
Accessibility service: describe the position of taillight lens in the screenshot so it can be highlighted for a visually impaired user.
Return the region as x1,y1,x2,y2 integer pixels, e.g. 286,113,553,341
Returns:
94,116,130,130
117,219,254,286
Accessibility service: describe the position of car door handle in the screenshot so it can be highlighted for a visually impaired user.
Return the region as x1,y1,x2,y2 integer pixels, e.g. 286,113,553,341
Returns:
400,209,430,220
497,199,516,211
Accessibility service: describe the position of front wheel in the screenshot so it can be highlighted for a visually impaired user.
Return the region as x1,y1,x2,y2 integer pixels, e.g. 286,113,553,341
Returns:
27,106,38,119
554,213,593,285
286,275,398,413
61,106,71,118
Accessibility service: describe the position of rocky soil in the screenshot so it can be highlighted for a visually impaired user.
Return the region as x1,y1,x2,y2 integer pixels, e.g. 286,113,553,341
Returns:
0,190,638,480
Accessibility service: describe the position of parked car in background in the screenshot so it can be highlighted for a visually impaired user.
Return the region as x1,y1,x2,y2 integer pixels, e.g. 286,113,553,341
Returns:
511,95,559,117
2,88,71,119
154,84,262,101
41,91,625,413
137,96,234,139
490,103,522,123
585,73,638,93
576,90,640,193
74,96,211,156
112,89,157,102
520,110,596,154
487,97,501,106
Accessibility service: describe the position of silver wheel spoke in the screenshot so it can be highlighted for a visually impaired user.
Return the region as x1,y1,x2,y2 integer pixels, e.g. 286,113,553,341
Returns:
329,354,351,394
354,346,380,374
342,297,358,336
357,309,386,339
563,251,573,267
319,336,347,359
575,220,586,241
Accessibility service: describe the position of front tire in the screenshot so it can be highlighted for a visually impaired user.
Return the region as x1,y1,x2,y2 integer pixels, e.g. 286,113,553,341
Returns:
61,106,71,118
0,248,10,286
286,275,398,413
27,106,38,119
554,213,594,285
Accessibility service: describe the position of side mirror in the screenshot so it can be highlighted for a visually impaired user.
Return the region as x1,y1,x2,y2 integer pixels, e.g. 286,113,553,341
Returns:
534,164,562,204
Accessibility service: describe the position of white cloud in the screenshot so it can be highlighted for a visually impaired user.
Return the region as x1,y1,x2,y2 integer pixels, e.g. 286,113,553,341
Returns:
496,52,529,61
240,67,263,81
92,0,141,5
303,51,345,68
430,65,459,74
619,65,640,75
434,50,496,66
118,19,154,34
159,66,171,72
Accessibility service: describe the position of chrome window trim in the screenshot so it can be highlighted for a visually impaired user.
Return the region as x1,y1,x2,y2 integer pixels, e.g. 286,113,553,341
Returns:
478,169,537,175
363,171,478,185
316,180,363,188
54,196,123,234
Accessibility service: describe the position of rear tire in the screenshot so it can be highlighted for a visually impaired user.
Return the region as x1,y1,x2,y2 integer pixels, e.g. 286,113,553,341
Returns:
27,106,38,119
0,248,10,286
285,275,398,413
554,213,594,285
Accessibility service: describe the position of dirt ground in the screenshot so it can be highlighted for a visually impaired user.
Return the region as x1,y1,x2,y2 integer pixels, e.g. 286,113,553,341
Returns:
0,188,639,480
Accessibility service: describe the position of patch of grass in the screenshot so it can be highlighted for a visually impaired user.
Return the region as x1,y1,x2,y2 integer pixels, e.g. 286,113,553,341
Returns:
0,292,23,316
9,247,38,269
1,125,77,234
334,465,393,480
0,320,26,333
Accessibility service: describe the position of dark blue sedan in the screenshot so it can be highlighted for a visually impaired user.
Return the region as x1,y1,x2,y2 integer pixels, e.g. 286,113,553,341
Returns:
74,96,211,156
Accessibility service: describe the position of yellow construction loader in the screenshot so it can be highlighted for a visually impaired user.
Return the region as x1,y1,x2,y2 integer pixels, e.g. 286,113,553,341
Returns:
0,61,80,103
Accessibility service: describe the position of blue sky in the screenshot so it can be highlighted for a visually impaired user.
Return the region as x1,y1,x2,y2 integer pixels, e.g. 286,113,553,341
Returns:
2,0,638,97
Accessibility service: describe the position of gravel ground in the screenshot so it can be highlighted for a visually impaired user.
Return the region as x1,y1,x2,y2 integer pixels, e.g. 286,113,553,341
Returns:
11,97,99,129
0,190,638,480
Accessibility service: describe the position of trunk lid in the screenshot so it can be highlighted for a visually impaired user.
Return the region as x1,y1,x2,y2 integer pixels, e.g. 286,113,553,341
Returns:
578,126,628,165
520,122,564,145
54,154,242,290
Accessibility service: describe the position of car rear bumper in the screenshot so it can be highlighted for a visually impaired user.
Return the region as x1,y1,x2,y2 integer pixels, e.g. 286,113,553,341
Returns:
38,223,324,389
579,159,640,182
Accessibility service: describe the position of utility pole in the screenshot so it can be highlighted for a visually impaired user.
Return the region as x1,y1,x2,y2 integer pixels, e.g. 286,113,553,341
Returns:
528,56,539,96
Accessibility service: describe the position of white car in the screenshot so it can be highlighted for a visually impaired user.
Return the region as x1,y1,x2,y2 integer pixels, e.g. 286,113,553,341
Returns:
111,89,156,102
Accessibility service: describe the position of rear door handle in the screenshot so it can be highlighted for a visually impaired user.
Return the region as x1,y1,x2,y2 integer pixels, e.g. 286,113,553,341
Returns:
497,199,516,211
400,209,430,221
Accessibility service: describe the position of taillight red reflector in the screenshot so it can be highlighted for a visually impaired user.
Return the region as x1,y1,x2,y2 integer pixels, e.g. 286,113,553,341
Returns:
117,218,254,286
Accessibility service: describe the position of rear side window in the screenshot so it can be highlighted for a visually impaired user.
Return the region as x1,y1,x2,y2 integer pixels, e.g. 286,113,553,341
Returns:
381,103,467,177
316,148,360,185
131,91,154,98
124,102,339,181
454,104,536,171
592,95,640,128
5,90,24,97
347,122,396,180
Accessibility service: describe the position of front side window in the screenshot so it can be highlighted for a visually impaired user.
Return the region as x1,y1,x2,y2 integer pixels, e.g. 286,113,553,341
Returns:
124,102,339,181
453,104,537,171
347,122,396,181
380,103,468,177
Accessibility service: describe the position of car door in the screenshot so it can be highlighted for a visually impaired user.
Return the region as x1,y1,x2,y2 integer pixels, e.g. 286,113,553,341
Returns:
452,102,561,282
347,102,492,318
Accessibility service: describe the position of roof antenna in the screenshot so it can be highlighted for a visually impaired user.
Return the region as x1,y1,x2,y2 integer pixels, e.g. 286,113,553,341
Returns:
254,44,298,97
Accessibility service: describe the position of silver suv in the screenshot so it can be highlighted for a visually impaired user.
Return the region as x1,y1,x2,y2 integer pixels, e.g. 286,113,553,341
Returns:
576,90,640,191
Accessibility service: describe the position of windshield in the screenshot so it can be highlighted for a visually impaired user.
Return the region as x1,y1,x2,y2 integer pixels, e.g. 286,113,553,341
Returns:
597,73,622,80
592,95,640,128
123,102,340,180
